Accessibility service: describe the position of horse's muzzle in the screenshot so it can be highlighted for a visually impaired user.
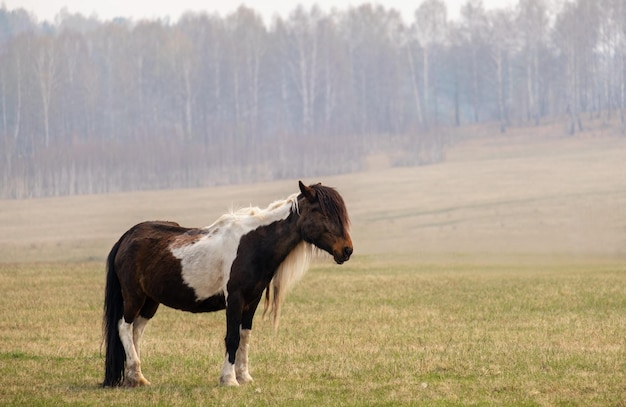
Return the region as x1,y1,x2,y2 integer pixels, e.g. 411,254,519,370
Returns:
334,246,353,264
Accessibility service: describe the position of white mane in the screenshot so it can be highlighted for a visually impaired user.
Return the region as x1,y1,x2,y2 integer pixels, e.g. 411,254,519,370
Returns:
209,193,300,229
264,241,314,328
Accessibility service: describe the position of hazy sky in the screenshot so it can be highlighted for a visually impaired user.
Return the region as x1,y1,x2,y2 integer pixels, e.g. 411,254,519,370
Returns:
4,0,516,24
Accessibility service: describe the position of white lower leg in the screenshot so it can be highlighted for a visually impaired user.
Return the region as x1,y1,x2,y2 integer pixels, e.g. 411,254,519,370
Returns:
219,354,239,386
235,329,253,383
133,316,149,359
118,318,150,386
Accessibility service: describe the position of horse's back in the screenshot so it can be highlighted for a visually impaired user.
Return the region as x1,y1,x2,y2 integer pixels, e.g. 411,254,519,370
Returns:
130,220,186,235
114,219,196,260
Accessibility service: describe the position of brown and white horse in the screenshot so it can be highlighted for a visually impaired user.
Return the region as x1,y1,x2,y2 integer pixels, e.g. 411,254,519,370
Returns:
102,181,352,387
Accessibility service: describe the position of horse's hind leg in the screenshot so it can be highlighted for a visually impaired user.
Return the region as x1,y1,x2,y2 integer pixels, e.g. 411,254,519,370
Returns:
118,297,156,387
133,317,149,359
135,300,159,360
118,318,151,387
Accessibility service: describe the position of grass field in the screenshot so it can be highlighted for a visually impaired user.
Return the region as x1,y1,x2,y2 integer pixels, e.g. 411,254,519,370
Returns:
1,128,626,405
1,258,625,406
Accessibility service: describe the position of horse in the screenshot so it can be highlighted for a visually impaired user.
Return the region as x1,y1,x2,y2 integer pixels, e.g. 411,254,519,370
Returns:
102,181,353,387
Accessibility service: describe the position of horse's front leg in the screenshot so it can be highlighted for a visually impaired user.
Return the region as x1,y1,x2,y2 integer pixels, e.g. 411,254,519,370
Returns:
220,292,243,386
235,294,262,384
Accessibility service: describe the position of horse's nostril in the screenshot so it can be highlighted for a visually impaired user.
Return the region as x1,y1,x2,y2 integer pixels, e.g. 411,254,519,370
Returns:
343,246,353,257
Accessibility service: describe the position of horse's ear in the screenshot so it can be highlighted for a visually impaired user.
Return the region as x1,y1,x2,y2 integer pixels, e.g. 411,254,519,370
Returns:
299,180,317,202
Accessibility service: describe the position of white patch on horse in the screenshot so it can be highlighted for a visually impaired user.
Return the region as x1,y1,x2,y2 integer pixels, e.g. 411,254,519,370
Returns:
170,194,299,302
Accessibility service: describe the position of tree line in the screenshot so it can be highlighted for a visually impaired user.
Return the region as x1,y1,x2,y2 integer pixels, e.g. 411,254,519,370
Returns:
1,0,625,198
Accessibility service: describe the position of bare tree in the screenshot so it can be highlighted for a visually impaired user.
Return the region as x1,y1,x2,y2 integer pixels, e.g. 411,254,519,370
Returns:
1,55,22,196
405,36,424,128
412,0,448,127
554,0,600,135
610,0,626,134
458,0,489,123
225,7,266,147
318,13,344,134
516,0,551,125
486,9,514,132
34,36,58,148
282,5,321,136
596,0,626,130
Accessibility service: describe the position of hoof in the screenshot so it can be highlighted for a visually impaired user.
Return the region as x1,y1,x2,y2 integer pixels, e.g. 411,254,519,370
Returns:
219,375,240,387
137,376,151,386
123,372,151,387
123,378,151,387
236,372,254,384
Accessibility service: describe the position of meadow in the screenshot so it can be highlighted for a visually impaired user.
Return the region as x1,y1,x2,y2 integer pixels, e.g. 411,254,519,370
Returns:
1,127,626,405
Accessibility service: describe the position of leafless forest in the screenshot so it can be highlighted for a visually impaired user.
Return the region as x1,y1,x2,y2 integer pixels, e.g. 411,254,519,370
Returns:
1,0,625,198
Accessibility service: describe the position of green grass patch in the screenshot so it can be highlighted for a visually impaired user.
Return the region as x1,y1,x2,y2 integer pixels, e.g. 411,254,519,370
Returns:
1,258,625,405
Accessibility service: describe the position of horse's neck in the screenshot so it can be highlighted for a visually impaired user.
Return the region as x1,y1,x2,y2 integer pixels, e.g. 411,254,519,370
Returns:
254,211,302,270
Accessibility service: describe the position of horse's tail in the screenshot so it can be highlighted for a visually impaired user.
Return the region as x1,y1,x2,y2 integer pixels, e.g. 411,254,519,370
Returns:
102,237,126,387
263,242,313,328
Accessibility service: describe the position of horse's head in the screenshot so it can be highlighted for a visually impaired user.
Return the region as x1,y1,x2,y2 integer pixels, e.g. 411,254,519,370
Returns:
297,181,353,264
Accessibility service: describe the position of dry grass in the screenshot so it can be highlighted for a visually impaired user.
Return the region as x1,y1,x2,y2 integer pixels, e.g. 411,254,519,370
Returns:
0,258,625,406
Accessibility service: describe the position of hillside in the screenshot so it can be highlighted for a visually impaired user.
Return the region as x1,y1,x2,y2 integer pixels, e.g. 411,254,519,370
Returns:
1,128,625,263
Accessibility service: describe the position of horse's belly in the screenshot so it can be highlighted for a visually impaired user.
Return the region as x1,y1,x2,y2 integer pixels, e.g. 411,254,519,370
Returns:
161,292,226,313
